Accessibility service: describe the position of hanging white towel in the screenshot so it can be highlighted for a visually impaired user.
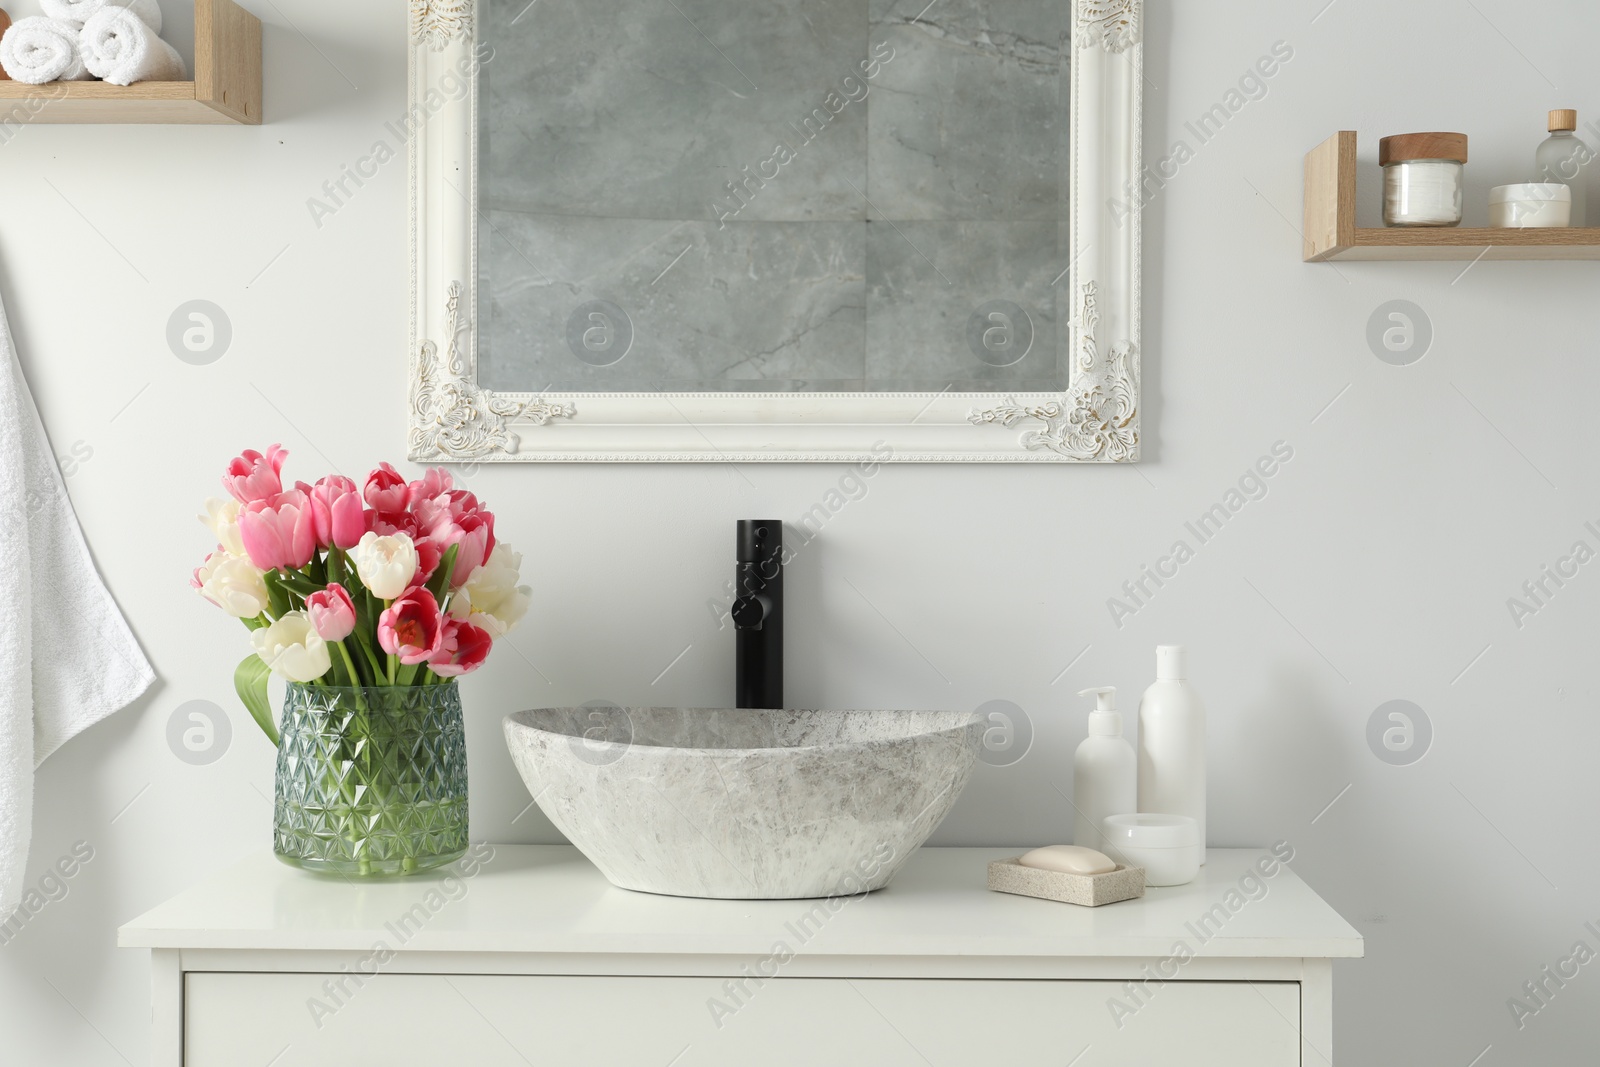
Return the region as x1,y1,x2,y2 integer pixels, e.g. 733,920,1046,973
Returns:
79,6,184,86
0,16,94,84
41,0,163,35
0,287,155,917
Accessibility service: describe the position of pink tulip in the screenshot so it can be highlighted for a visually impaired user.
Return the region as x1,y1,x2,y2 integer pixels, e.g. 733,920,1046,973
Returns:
305,475,366,550
238,490,317,571
447,490,497,557
407,468,453,509
429,618,492,677
222,444,288,504
412,489,496,587
409,488,449,538
442,514,493,586
306,583,357,641
414,537,443,585
365,462,410,517
366,512,417,539
378,587,444,665
415,509,491,585
413,488,493,543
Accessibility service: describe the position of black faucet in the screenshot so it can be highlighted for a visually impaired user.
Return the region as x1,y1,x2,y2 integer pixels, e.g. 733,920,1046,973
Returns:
732,520,783,709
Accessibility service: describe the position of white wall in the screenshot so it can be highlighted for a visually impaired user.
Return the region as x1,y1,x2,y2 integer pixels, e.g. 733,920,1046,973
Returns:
1,0,1597,1061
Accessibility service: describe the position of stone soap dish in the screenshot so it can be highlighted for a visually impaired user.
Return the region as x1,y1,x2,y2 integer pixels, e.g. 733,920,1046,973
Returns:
987,857,1146,907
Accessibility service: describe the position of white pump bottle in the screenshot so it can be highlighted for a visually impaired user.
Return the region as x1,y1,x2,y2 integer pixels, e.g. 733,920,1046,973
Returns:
1072,686,1137,853
1137,645,1207,862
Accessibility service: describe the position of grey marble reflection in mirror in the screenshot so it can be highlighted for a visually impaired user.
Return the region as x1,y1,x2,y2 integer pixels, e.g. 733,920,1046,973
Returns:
477,0,1070,393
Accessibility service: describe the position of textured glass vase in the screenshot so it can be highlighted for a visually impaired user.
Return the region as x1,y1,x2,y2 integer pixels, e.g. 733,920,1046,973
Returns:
273,683,469,876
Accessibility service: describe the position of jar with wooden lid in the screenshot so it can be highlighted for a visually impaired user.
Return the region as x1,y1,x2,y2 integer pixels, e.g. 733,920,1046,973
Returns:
1380,132,1467,227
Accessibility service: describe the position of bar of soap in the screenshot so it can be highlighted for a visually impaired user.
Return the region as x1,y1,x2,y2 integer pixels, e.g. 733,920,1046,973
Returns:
1018,845,1116,876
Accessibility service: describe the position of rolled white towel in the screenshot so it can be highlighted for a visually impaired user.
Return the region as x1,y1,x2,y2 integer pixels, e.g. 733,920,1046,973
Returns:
79,7,185,86
41,0,162,35
0,17,93,84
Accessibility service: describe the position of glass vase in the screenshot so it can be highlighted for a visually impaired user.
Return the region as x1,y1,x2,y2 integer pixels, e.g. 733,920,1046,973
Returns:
273,682,469,876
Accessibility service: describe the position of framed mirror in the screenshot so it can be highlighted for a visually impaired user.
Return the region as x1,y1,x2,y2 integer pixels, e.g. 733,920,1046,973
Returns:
408,0,1142,462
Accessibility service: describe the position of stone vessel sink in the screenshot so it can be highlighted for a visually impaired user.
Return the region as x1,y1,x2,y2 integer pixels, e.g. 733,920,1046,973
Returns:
503,708,984,899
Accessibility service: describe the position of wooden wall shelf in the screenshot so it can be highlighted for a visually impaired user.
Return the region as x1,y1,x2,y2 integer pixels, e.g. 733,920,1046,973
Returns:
0,0,260,124
1304,131,1600,261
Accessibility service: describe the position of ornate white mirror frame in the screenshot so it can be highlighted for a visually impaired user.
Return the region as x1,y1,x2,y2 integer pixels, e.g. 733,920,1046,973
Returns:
408,0,1142,463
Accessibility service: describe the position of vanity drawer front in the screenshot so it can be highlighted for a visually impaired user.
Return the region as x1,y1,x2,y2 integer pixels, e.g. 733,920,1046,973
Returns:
185,973,1300,1066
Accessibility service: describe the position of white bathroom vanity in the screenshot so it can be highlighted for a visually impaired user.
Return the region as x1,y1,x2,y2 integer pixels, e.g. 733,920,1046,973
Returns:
121,846,1361,1065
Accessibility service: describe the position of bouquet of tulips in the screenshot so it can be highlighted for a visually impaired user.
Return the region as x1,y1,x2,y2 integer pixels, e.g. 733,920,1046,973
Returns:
192,445,529,743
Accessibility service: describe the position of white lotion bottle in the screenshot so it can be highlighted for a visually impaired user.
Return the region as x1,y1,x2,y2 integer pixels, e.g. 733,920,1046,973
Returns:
1137,646,1207,863
1072,686,1136,853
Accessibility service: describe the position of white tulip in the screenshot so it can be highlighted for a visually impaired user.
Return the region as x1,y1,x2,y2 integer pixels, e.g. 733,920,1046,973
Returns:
450,543,530,637
352,530,419,600
195,551,269,619
200,497,246,557
250,611,332,683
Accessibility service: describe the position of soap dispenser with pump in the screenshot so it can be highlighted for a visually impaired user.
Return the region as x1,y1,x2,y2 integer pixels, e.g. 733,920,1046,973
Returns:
1073,686,1137,853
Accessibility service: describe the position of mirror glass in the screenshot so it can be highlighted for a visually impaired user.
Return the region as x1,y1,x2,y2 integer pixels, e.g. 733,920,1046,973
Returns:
477,0,1070,393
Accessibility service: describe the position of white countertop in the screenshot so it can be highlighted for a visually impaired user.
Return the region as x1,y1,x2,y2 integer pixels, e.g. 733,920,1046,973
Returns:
119,846,1363,960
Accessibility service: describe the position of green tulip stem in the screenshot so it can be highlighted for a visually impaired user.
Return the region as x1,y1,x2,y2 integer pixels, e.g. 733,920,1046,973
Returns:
336,642,368,705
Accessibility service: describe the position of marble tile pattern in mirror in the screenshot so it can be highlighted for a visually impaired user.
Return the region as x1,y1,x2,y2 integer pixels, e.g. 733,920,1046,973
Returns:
478,0,1069,393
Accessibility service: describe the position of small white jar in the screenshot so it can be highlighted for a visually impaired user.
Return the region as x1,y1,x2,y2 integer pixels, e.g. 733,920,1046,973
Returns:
1380,132,1468,227
1101,813,1201,887
1489,183,1572,228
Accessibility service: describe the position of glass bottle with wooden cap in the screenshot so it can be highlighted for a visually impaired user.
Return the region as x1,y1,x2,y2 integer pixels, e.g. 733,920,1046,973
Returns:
1380,132,1467,227
1537,109,1591,226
